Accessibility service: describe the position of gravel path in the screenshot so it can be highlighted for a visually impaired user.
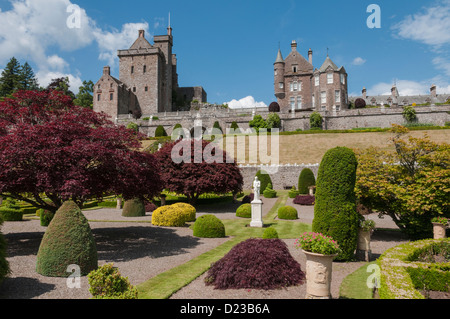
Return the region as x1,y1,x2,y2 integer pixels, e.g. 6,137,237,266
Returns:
0,199,407,299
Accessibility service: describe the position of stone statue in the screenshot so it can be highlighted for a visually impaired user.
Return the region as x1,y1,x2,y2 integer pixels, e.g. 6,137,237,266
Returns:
253,176,261,201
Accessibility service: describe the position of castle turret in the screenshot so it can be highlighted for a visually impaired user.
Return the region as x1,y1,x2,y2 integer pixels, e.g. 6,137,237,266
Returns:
274,49,285,100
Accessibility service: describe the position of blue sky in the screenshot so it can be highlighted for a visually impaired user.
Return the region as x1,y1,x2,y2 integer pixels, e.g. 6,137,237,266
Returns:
0,0,449,107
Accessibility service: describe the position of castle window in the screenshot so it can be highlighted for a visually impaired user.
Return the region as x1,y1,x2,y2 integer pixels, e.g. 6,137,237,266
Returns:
145,86,148,92
335,90,341,103
321,91,326,104
133,87,136,92
312,95,315,108
327,73,333,84
315,75,319,86
292,66,297,73
297,96,302,109
131,66,134,74
98,84,101,89
290,97,295,109
340,74,345,85
110,93,114,101
143,65,147,73
274,70,277,76
279,82,284,89
97,94,101,101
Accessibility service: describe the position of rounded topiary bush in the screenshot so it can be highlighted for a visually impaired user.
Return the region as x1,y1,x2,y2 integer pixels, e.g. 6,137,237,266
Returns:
263,227,279,239
355,98,366,109
263,183,277,198
193,215,226,238
268,102,280,113
88,263,138,299
236,203,251,218
298,168,316,195
313,147,360,261
255,170,272,193
204,238,305,290
0,217,10,285
288,186,299,198
171,202,196,222
38,209,55,227
122,198,145,217
278,206,298,220
36,201,98,277
155,125,167,137
151,205,186,227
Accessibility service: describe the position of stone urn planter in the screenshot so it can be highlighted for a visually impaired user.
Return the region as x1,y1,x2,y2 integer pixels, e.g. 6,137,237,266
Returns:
356,219,375,262
295,232,341,299
303,250,338,299
431,217,448,239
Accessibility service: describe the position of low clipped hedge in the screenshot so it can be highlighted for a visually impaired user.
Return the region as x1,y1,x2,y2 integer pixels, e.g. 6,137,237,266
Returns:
193,215,226,238
0,217,10,285
0,207,23,221
378,238,450,299
277,206,298,220
236,204,251,218
38,209,55,227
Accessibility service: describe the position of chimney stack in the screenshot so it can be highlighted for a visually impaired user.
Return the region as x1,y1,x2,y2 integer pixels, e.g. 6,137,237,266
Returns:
308,48,313,65
291,40,297,52
430,84,437,98
139,29,145,38
103,66,110,76
362,87,367,99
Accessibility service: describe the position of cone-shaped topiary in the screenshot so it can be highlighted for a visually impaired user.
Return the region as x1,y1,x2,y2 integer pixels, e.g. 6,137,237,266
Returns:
193,215,226,238
298,168,316,195
236,203,252,218
36,201,98,277
155,125,167,137
263,183,277,198
312,147,360,261
255,170,272,193
122,198,145,217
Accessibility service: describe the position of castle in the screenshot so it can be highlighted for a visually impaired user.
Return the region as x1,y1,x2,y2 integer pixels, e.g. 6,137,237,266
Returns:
93,26,206,119
273,41,348,113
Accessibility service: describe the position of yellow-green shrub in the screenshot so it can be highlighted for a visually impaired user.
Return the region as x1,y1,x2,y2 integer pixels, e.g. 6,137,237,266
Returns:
171,203,196,222
151,206,186,227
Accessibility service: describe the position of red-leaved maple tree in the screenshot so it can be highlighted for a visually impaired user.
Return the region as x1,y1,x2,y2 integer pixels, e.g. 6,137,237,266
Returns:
0,90,162,212
154,139,243,204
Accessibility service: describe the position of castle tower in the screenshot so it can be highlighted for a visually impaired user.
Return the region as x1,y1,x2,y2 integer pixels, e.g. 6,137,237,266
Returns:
274,48,285,101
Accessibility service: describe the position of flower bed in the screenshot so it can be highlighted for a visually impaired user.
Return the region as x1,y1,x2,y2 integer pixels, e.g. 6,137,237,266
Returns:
378,238,450,299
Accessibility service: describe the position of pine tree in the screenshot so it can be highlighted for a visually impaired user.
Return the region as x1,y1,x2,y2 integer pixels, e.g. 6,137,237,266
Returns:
0,57,21,97
18,62,39,91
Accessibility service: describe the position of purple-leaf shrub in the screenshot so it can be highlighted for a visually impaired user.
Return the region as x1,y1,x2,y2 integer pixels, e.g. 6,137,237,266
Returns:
293,195,315,206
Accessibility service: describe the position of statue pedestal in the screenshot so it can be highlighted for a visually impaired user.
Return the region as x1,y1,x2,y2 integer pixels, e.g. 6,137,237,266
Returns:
250,199,263,228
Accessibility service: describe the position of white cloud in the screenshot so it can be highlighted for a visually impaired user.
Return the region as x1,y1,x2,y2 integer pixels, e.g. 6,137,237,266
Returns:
366,79,450,96
351,57,366,66
93,22,150,67
432,56,450,76
392,1,450,47
226,96,267,109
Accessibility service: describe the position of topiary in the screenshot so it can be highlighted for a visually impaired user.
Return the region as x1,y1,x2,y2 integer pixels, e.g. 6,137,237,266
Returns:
288,186,299,198
236,203,252,218
193,214,226,238
38,209,55,227
88,263,138,299
312,147,360,261
230,121,240,134
298,168,316,195
155,125,167,137
0,199,23,221
122,198,145,217
36,201,98,277
212,121,223,133
0,216,10,285
255,170,272,193
263,227,279,239
204,238,305,290
263,183,277,198
268,102,280,113
151,205,186,227
355,98,366,109
171,202,196,222
278,206,298,220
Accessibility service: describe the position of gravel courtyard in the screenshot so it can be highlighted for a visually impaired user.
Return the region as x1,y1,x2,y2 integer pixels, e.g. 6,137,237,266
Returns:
0,199,407,299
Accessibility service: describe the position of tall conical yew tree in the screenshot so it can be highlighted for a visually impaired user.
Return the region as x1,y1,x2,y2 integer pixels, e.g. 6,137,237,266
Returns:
312,147,360,261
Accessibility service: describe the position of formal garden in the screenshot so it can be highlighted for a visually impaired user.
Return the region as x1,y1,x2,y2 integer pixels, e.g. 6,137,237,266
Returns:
0,90,449,300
